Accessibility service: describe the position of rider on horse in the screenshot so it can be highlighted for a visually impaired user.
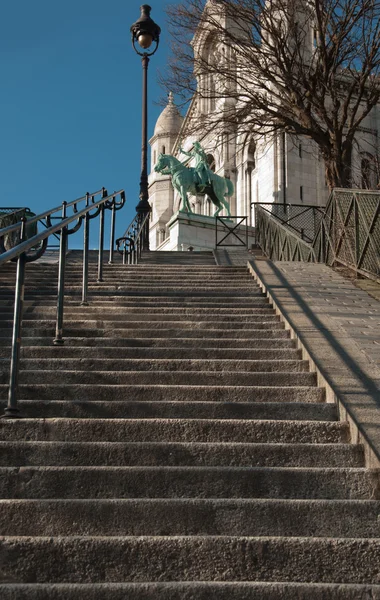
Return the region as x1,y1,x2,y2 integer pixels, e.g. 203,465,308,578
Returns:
179,142,211,191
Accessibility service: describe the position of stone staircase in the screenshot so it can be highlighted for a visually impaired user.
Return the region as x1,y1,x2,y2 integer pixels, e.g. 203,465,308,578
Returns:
0,250,379,598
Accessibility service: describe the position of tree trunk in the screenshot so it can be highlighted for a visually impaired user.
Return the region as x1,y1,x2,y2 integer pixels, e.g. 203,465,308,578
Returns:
324,143,353,191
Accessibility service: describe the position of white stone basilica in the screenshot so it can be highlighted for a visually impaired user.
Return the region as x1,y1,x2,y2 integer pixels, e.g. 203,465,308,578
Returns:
148,0,380,252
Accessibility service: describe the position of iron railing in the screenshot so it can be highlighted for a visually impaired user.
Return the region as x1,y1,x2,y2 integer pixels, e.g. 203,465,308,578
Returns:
0,188,126,418
0,208,35,252
254,190,380,282
255,204,318,262
254,203,325,244
215,216,249,248
0,207,28,229
116,212,150,264
313,189,380,281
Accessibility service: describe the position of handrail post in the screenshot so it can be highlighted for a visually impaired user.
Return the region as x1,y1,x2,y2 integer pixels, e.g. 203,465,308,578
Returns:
109,199,116,264
81,193,90,306
53,202,68,346
97,190,107,282
4,218,27,418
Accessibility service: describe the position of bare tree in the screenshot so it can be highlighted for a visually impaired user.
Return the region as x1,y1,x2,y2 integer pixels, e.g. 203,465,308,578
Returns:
163,0,380,189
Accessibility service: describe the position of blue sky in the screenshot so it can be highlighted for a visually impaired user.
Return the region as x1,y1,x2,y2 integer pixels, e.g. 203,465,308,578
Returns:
0,1,179,248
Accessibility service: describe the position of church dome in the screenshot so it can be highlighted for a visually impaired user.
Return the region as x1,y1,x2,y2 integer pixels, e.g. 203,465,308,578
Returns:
154,92,183,136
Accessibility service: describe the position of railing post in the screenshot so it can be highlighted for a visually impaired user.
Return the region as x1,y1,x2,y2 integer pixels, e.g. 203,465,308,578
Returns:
53,202,68,346
97,191,106,282
4,218,27,418
81,193,90,306
109,199,116,265
354,197,360,270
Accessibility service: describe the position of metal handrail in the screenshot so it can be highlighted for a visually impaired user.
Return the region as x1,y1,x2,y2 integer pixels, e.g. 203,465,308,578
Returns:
254,191,380,281
1,187,126,419
0,190,123,265
313,189,380,281
0,189,104,249
254,204,318,262
116,212,150,265
251,202,325,244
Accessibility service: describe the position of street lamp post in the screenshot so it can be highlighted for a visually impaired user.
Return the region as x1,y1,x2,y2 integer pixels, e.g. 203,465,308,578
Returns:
131,5,161,251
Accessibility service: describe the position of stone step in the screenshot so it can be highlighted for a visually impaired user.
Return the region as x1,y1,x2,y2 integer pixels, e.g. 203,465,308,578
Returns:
14,347,303,361
0,296,270,306
0,290,266,298
0,283,260,293
0,536,380,582
11,370,317,387
0,273,255,282
0,384,324,403
11,400,333,421
0,441,362,467
0,306,275,316
9,358,310,374
1,499,378,538
0,328,292,340
0,467,375,499
0,419,347,443
0,278,259,288
0,312,279,324
0,265,245,271
0,336,297,349
0,317,283,329
0,582,379,600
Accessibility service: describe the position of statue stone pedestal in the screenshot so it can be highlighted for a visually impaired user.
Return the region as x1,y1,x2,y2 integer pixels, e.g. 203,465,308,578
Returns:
156,211,256,252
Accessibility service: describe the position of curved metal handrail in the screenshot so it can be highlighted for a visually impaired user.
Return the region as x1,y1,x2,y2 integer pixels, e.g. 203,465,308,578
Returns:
0,190,104,239
0,189,124,266
1,188,126,419
116,211,150,265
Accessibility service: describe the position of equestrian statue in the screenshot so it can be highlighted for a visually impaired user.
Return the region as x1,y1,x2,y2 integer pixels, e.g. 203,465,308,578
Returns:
154,141,233,217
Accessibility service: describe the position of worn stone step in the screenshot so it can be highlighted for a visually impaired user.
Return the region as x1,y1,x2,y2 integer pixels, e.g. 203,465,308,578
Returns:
12,400,333,421
1,296,270,306
0,418,347,443
0,467,376,499
0,283,262,292
12,370,317,387
0,441,362,467
1,291,266,300
0,306,275,316
0,317,283,329
1,536,380,582
0,283,260,293
0,329,292,342
14,347,303,361
12,358,309,374
0,336,297,349
0,582,379,600
0,313,280,325
1,273,254,282
1,499,378,538
0,384,324,403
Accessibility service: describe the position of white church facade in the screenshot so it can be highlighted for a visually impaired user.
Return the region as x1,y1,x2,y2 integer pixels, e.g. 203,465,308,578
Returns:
148,1,380,252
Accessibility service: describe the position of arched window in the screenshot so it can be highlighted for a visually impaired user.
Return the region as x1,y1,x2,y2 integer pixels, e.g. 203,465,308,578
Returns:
162,145,166,155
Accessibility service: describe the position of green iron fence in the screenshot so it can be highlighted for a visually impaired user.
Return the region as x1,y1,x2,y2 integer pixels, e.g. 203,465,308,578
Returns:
253,203,322,262
254,190,380,282
0,208,30,252
314,189,380,281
